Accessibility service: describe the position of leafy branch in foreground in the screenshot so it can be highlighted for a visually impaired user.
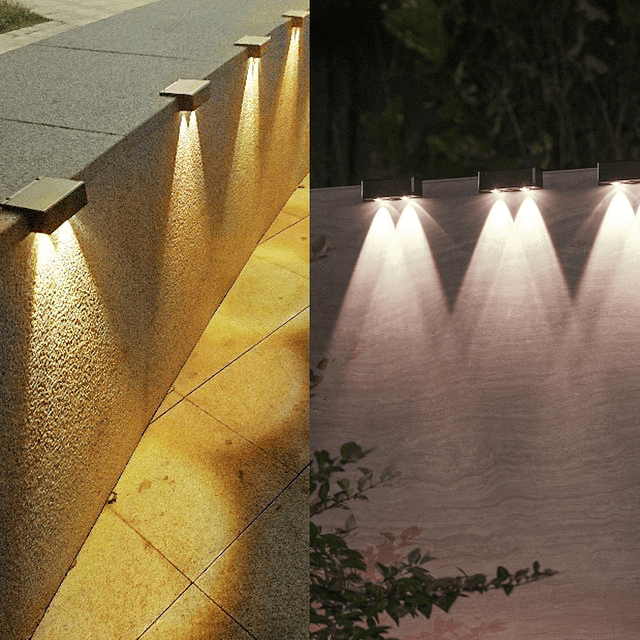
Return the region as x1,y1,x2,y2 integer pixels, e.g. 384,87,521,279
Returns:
310,442,557,640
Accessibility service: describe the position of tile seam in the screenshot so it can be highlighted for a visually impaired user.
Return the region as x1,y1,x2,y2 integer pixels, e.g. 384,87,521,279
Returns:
194,462,311,581
0,115,122,137
32,41,223,63
109,506,194,583
191,583,259,640
179,304,309,399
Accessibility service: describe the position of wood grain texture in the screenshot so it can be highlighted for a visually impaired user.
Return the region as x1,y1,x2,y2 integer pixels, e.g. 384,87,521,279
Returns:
311,169,640,639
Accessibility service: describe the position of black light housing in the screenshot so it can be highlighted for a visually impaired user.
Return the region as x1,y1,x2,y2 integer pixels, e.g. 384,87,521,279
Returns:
1,177,88,234
159,79,211,112
478,167,543,193
597,160,640,185
361,177,422,201
234,35,271,58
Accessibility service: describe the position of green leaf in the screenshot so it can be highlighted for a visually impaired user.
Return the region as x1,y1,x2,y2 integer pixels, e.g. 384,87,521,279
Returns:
380,464,395,480
407,548,421,565
496,566,510,583
340,441,364,463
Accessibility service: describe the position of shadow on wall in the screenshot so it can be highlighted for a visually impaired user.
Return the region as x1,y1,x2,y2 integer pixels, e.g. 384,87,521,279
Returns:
0,237,36,639
0,17,308,640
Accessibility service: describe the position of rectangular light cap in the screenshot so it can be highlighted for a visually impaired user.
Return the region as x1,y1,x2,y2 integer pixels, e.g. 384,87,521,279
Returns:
597,160,640,185
282,9,309,27
2,177,88,234
361,177,422,201
160,79,211,112
478,167,543,192
234,35,271,58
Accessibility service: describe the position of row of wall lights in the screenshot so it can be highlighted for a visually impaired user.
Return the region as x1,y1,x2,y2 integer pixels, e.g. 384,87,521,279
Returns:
362,160,640,201
0,9,308,237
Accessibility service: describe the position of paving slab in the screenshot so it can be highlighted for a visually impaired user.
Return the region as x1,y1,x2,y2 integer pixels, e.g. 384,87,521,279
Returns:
0,120,120,201
0,45,213,136
33,0,308,61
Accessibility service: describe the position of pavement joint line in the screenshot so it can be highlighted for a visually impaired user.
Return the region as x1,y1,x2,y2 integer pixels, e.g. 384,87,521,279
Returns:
0,116,123,137
193,462,310,585
179,305,310,403
191,584,259,640
32,41,220,63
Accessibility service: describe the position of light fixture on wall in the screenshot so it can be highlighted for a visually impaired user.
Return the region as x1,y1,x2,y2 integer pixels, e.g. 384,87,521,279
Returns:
234,35,271,58
361,177,422,202
1,177,88,234
478,167,543,193
597,160,640,185
160,79,211,112
282,9,309,27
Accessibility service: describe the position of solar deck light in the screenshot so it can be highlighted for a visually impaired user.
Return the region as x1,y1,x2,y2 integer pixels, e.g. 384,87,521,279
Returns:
159,79,211,112
1,177,87,234
361,177,422,202
597,160,640,185
282,9,309,27
478,167,543,193
234,35,271,58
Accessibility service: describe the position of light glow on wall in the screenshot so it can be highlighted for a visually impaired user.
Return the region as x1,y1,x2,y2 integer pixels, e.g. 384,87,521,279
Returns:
265,20,303,207
156,110,210,349
224,56,261,217
457,197,569,367
322,204,449,436
28,219,121,462
577,191,636,302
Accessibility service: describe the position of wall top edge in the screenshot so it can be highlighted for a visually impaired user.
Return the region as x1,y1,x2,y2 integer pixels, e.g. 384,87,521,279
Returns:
0,0,308,200
312,168,606,197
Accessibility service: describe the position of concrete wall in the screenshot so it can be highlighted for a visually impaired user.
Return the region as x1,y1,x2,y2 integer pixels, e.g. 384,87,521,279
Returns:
311,171,640,638
0,2,308,637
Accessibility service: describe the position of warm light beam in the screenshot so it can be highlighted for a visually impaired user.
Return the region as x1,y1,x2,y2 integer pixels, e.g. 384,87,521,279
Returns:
225,57,261,216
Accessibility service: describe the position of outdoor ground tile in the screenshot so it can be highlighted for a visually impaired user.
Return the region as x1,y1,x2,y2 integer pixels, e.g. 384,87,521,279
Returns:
187,309,309,474
32,508,189,640
260,209,301,242
252,217,309,280
109,399,294,580
172,257,307,396
279,180,309,221
138,585,253,640
196,469,309,640
152,389,183,422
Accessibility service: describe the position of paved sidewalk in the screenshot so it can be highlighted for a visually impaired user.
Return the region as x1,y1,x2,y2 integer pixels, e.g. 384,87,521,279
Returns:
0,0,159,54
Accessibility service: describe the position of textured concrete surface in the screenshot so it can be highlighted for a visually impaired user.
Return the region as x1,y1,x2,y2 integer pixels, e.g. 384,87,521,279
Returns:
311,171,640,639
38,0,304,61
32,185,309,639
0,0,160,54
0,44,214,135
0,3,308,637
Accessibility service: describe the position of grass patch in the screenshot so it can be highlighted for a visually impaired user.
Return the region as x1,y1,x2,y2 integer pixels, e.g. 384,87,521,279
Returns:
0,0,50,35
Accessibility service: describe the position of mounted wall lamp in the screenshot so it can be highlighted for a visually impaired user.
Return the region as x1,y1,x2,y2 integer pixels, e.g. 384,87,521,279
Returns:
1,177,88,234
597,160,640,185
361,177,422,202
478,167,543,193
234,35,271,58
159,79,211,112
282,9,309,27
